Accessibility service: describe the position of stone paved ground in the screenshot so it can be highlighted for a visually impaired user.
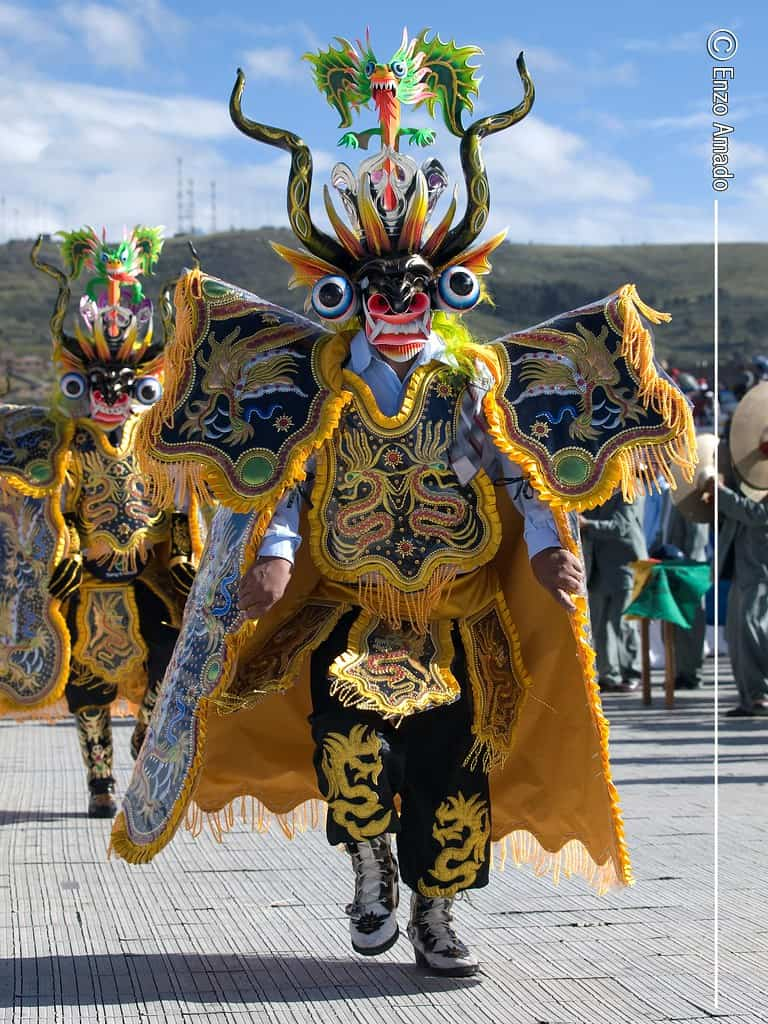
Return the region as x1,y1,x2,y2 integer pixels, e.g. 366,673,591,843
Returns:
0,657,766,1024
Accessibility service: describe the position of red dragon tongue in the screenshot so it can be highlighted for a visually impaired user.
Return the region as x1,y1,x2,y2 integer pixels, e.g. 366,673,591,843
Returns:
373,87,400,150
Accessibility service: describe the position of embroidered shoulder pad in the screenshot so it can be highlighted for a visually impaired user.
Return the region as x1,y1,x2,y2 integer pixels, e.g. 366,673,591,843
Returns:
0,405,73,496
138,270,348,512
484,285,696,511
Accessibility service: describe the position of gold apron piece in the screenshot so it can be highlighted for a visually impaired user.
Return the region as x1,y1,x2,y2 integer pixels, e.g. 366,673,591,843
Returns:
72,580,148,703
68,418,170,576
221,566,529,768
329,611,460,719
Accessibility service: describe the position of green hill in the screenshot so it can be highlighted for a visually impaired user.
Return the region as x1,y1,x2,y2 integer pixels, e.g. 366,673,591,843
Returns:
1,230,765,402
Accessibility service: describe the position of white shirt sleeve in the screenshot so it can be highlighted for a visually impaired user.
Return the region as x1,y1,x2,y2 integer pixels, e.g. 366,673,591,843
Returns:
256,457,316,563
491,445,563,559
256,488,304,562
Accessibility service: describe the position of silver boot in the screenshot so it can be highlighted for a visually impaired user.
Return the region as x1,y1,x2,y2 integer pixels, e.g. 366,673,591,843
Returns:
407,892,479,976
345,835,399,955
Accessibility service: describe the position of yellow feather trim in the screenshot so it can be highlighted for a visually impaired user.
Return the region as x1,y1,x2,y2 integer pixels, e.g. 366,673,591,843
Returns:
270,241,343,290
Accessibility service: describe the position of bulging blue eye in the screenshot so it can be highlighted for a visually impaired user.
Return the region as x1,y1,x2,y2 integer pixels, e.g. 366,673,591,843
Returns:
436,266,480,311
391,60,406,78
60,372,87,400
134,376,163,406
364,60,376,77
311,275,357,321
100,253,109,263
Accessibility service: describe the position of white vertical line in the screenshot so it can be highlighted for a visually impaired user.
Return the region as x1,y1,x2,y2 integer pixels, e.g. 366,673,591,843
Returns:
713,197,720,1010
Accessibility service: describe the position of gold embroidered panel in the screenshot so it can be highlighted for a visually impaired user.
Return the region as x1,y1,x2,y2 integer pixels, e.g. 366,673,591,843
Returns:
0,487,70,710
70,418,169,575
329,612,460,719
460,591,533,771
220,599,349,711
72,580,148,701
310,364,500,594
319,723,393,841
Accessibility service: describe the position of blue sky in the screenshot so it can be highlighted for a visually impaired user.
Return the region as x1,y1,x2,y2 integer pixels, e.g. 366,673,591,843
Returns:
1,0,766,244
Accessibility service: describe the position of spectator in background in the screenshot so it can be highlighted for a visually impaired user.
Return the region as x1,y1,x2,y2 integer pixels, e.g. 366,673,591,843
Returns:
706,478,768,716
665,504,711,690
580,493,647,693
734,369,756,401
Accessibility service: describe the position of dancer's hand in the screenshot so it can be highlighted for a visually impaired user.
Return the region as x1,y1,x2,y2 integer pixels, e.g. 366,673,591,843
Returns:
239,557,293,619
530,546,584,613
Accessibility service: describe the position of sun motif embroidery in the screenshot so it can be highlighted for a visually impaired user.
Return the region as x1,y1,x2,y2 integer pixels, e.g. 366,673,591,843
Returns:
395,539,416,558
273,414,294,433
434,380,454,400
531,419,551,439
383,447,404,468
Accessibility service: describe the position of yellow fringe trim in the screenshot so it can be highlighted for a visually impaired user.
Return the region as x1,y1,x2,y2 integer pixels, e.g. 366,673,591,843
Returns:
494,831,625,895
117,791,626,894
552,506,633,888
185,796,325,842
483,284,697,512
356,566,459,635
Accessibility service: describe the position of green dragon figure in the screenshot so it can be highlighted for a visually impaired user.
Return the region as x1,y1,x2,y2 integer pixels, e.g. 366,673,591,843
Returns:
305,28,482,151
57,225,164,306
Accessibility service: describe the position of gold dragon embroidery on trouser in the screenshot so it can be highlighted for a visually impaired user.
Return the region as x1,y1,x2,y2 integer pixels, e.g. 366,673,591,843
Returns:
74,706,114,784
418,791,491,898
319,723,392,840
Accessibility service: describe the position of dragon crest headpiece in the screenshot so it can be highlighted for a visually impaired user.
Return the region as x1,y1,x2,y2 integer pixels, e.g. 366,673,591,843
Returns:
31,228,169,427
230,29,534,361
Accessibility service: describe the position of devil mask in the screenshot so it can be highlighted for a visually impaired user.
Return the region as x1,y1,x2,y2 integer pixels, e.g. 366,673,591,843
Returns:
227,32,534,363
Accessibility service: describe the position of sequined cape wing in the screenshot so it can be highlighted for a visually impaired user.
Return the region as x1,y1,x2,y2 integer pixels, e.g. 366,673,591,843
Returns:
0,405,72,712
482,285,696,511
137,269,348,514
110,504,262,860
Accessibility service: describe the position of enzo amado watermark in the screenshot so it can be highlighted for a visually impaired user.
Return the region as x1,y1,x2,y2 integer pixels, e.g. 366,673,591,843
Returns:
708,29,738,193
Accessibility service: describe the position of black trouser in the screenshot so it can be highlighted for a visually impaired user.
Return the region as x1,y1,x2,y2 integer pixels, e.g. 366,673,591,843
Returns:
309,611,491,897
65,580,178,793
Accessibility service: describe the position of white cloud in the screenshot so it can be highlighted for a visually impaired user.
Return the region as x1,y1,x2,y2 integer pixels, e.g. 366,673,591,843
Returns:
427,116,649,209
248,20,321,50
488,39,637,89
243,47,306,83
0,56,765,249
0,69,340,242
623,28,705,54
0,2,67,47
59,3,144,70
